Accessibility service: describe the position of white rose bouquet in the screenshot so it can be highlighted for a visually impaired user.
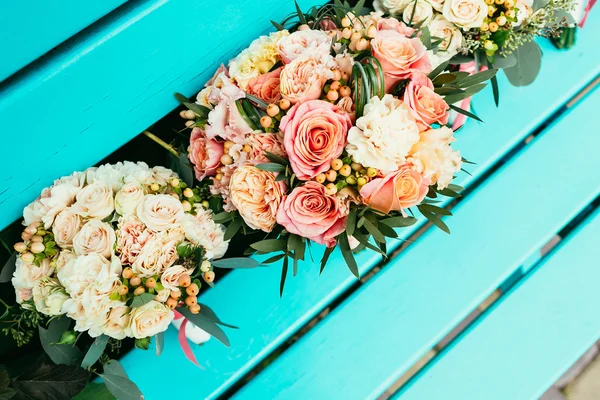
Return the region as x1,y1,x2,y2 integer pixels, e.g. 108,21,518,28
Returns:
1,161,252,398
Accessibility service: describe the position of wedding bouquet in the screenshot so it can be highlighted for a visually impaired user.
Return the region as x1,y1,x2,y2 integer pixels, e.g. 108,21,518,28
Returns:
177,1,497,293
1,161,242,398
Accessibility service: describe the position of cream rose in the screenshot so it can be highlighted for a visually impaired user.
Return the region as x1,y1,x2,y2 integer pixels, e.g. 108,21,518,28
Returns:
426,0,445,11
12,258,54,304
72,181,114,220
73,219,116,259
428,15,463,57
152,166,178,186
280,56,335,104
102,305,131,340
23,179,82,229
161,265,194,291
442,0,488,29
408,126,462,189
57,254,120,298
132,233,179,277
32,278,69,316
346,95,420,173
52,207,82,248
136,194,184,232
120,161,154,186
55,250,76,271
229,163,287,233
62,296,116,337
115,182,145,216
128,300,174,339
374,0,414,14
277,30,332,64
181,207,229,260
402,0,434,25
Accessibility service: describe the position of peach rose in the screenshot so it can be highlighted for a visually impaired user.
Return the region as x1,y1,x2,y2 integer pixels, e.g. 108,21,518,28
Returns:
277,30,332,64
161,265,194,291
116,215,154,265
403,73,449,127
377,17,416,36
52,207,82,248
229,163,287,232
72,219,116,259
337,96,355,122
279,56,334,104
360,165,430,215
280,100,352,180
188,127,224,181
245,132,286,163
246,67,283,104
276,181,348,247
371,27,431,90
209,165,236,212
136,194,184,232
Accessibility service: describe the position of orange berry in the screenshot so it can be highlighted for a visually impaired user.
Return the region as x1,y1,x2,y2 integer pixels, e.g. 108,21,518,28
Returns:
134,287,145,296
178,274,191,288
189,304,201,314
171,288,181,299
118,285,129,296
185,295,197,306
279,99,291,110
260,115,272,129
203,271,215,283
166,297,178,309
267,104,280,117
340,86,351,97
145,278,156,289
186,283,199,296
122,267,134,279
130,276,141,287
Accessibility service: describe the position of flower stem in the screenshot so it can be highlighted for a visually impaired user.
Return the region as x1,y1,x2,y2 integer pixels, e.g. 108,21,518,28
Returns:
143,131,180,157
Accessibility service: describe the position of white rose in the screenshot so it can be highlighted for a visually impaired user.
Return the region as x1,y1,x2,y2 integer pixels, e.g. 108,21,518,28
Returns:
86,163,124,192
102,305,131,340
132,233,179,277
12,257,54,292
425,0,445,11
120,162,154,186
136,194,184,232
442,0,487,29
161,265,194,291
128,300,174,339
374,0,414,14
23,179,82,229
115,182,145,216
32,278,69,316
429,15,464,57
23,198,46,228
181,207,229,260
151,166,178,186
72,181,114,220
346,95,420,173
408,126,462,189
196,87,214,109
514,0,534,26
62,296,115,337
73,219,116,259
58,254,120,298
155,288,171,303
277,30,332,64
55,250,76,271
403,0,434,26
52,207,82,248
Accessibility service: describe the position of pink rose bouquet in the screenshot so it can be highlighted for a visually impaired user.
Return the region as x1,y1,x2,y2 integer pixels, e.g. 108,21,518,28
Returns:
175,2,500,294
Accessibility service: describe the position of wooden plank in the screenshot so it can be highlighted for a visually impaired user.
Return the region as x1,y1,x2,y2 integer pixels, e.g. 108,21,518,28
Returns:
0,0,323,231
118,15,600,399
230,78,600,398
0,0,127,82
396,207,600,400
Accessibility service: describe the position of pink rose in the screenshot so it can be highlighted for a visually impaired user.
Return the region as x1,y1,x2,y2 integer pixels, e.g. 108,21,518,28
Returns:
245,132,286,163
276,181,348,247
277,30,332,64
377,18,416,36
279,56,334,104
371,28,431,91
247,67,283,104
359,165,430,215
403,73,449,128
280,100,352,180
188,127,224,180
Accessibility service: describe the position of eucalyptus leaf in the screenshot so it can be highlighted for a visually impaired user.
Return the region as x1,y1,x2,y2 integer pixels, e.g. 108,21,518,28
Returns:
449,104,482,122
196,303,238,329
428,61,449,80
129,293,156,308
491,52,517,69
362,219,386,243
418,204,452,216
81,335,109,369
255,163,286,172
103,360,127,378
101,375,143,400
0,253,16,283
250,239,287,253
155,331,164,357
421,211,450,234
319,246,335,274
224,218,242,241
12,364,90,400
287,234,303,253
338,234,359,278
211,257,259,269
73,383,115,400
457,69,497,88
380,216,417,228
346,208,357,236
262,254,285,264
504,41,542,87
265,152,289,165
176,307,231,347
352,231,386,255
280,257,289,297
39,318,83,366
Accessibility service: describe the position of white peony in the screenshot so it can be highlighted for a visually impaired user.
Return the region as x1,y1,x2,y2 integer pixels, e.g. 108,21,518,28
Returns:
403,0,434,26
52,207,82,248
442,0,488,29
32,278,69,316
136,194,184,232
408,126,462,189
127,301,174,339
181,207,229,260
277,29,332,64
115,182,145,216
72,181,114,220
151,166,178,186
374,0,414,14
102,305,131,340
72,219,116,259
57,254,120,298
428,15,464,58
23,178,82,229
86,164,124,193
120,161,154,186
62,296,117,337
346,95,420,173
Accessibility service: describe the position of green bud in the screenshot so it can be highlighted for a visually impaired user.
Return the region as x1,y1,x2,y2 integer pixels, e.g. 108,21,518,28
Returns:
54,330,77,345
135,337,151,350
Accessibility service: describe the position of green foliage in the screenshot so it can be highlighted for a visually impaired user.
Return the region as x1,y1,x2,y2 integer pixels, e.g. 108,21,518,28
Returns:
128,293,156,308
81,335,109,369
38,317,83,366
11,363,90,400
1,300,45,347
101,360,143,400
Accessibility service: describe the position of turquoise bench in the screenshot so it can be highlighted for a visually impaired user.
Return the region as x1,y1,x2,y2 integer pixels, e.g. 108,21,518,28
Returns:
1,2,599,399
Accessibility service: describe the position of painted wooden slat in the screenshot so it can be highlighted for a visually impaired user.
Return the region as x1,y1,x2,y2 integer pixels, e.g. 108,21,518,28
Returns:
118,14,600,400
0,0,127,82
396,207,600,400
0,0,325,231
231,81,600,398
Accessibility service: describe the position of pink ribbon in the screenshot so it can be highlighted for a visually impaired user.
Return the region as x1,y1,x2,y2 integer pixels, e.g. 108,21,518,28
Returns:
173,310,204,369
451,62,487,131
579,0,597,27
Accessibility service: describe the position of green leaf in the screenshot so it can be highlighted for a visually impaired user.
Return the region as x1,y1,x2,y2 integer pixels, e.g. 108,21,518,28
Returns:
255,163,286,172
319,246,335,274
434,187,462,198
295,0,307,24
532,0,549,10
264,152,289,166
380,216,418,228
155,331,164,357
250,239,287,253
457,69,497,88
449,54,475,64
262,254,285,264
490,30,510,47
212,211,234,224
418,204,452,216
101,374,143,400
224,218,242,241
12,363,90,400
0,367,15,400
504,41,542,87
196,303,238,329
169,153,194,188
491,74,500,106
270,20,285,30
174,92,210,119
443,83,487,104
129,293,156,308
491,52,517,69
419,26,431,48
211,257,260,269
362,218,386,243
428,60,450,80
449,104,482,122
433,73,457,85
0,253,16,283
287,234,303,253
176,307,231,347
73,383,115,400
376,222,399,238
81,335,109,369
280,257,289,297
39,317,83,366
346,208,358,237
421,210,450,234
338,234,359,278
352,231,386,255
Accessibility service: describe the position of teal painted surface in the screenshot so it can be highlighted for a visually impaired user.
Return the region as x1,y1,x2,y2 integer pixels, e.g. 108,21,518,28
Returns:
231,82,600,398
119,14,600,399
0,0,127,82
0,0,324,231
396,207,600,400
